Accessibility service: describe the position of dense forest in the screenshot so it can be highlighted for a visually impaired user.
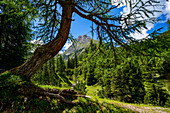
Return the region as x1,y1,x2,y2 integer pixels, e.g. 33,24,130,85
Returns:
0,0,170,112
32,31,170,106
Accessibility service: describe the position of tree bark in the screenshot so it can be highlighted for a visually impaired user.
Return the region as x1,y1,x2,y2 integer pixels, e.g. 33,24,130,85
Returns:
9,0,74,80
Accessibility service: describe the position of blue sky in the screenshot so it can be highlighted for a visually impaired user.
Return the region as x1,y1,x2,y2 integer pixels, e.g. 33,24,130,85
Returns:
70,10,168,40
61,1,170,52
147,14,168,34
69,1,169,40
70,5,125,39
70,14,92,39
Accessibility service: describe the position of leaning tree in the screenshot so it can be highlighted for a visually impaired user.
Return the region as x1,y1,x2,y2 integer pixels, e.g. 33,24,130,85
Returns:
1,0,163,104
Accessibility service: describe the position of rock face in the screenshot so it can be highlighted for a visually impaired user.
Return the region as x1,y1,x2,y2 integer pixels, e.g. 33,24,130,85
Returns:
63,35,97,60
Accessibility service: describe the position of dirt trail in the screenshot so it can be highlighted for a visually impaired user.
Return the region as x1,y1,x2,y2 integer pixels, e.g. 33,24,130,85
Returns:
115,103,170,113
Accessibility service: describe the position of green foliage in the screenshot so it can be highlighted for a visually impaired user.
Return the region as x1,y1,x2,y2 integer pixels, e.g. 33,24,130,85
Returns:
0,72,25,111
167,19,170,30
32,55,72,87
111,57,145,103
0,72,135,113
0,0,34,72
0,0,169,112
74,75,87,95
0,72,54,112
31,30,170,108
67,98,135,113
78,30,170,107
0,72,62,112
86,63,97,86
144,81,170,106
74,81,87,95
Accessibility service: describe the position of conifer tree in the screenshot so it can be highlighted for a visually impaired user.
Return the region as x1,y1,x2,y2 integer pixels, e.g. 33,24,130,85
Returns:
70,58,75,69
74,52,78,68
86,62,97,86
58,55,66,73
0,1,32,72
43,61,49,84
89,39,93,54
167,19,170,30
49,57,56,85
67,56,71,69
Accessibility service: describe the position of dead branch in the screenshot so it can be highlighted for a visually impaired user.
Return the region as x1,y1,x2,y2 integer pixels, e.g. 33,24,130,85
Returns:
43,92,78,105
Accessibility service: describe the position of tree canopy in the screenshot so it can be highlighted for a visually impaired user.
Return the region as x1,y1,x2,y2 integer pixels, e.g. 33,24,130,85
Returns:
0,0,33,72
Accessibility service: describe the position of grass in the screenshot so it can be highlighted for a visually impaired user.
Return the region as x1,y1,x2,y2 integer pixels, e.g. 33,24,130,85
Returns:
86,85,101,96
36,84,135,112
86,85,170,113
36,84,170,113
38,84,71,90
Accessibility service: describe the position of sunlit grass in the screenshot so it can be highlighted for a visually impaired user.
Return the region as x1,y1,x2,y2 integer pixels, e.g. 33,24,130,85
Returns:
37,83,170,113
38,84,71,90
86,85,101,96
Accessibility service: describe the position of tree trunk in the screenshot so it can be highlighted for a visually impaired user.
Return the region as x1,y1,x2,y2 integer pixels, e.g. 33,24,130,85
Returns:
9,0,74,80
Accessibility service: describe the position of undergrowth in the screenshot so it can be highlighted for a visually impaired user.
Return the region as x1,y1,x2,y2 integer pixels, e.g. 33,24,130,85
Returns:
0,72,135,113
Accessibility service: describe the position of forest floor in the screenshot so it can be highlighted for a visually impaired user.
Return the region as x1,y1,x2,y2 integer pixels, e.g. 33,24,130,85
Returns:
39,84,170,113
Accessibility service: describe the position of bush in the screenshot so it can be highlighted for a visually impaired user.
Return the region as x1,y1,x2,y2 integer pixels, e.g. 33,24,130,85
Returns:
74,80,87,95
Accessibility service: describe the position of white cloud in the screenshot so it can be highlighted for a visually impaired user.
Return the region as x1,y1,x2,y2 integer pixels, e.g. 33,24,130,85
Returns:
29,40,72,54
164,1,170,19
59,51,64,54
63,41,72,50
130,29,149,39
29,40,44,53
57,41,72,54
130,23,153,39
30,40,44,45
111,0,126,7
119,0,169,39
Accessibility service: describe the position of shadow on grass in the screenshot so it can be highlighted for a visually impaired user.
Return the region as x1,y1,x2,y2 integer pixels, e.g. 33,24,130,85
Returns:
0,72,135,113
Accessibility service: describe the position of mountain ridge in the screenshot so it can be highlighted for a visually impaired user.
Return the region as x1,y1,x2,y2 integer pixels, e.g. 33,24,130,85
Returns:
63,35,97,60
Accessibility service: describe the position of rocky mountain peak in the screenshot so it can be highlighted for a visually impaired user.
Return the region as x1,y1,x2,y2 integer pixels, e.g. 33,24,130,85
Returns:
76,35,91,43
63,35,97,59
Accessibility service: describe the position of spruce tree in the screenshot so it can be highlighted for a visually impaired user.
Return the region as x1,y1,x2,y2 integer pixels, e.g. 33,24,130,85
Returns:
74,52,78,68
167,19,170,30
67,56,71,69
0,1,32,72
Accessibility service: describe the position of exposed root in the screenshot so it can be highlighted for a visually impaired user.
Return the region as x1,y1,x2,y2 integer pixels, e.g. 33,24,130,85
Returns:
18,82,90,105
0,101,3,111
43,92,78,105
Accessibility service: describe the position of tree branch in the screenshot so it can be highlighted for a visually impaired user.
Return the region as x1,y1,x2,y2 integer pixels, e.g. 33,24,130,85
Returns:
10,0,74,79
44,92,78,105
